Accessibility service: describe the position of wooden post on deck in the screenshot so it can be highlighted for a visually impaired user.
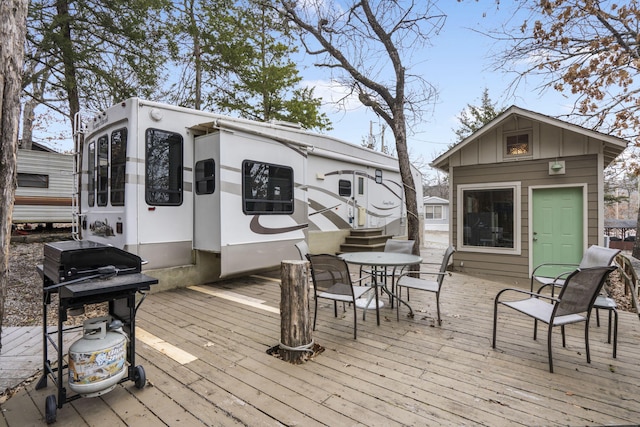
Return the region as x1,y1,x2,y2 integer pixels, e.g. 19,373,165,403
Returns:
280,260,312,364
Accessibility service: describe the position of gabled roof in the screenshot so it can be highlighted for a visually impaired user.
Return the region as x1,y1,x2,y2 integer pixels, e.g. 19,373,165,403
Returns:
430,105,628,172
423,196,449,205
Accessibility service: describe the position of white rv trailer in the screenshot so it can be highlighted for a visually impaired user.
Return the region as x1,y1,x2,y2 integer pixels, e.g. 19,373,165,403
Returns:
75,98,422,288
14,148,74,224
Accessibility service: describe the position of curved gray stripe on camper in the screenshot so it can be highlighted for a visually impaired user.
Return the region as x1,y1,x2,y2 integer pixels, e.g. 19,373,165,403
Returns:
308,198,350,228
249,215,308,234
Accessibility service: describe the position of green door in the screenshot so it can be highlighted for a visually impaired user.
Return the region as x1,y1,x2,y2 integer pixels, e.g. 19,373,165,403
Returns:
532,187,584,278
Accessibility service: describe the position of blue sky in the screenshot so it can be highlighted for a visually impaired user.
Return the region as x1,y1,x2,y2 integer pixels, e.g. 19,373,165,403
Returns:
301,1,578,175
37,1,579,172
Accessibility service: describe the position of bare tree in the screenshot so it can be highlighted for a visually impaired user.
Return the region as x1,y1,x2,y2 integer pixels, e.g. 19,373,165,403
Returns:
492,0,640,257
0,0,28,349
276,0,445,252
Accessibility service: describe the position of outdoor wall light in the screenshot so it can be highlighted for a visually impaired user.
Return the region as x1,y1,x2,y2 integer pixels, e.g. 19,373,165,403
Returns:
549,160,566,175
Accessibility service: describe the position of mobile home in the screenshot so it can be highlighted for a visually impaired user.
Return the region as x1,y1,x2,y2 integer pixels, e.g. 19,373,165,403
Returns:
14,147,74,224
75,98,422,289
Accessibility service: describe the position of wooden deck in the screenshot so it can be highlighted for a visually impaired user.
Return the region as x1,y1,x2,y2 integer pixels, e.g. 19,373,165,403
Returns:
2,256,640,425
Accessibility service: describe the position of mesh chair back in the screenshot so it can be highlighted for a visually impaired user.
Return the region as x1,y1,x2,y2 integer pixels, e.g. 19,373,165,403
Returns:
295,240,310,260
437,246,456,287
555,266,616,317
384,239,415,254
578,245,620,269
307,254,354,297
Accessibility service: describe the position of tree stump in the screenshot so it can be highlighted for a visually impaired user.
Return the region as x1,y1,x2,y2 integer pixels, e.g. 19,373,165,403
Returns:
280,260,312,363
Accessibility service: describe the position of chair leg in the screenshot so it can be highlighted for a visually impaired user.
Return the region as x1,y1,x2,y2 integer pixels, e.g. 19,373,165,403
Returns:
492,300,499,348
352,298,358,339
585,318,591,364
313,299,318,331
334,301,338,317
547,325,554,373
396,285,401,321
612,308,618,358
435,292,441,325
596,307,601,327
561,325,566,347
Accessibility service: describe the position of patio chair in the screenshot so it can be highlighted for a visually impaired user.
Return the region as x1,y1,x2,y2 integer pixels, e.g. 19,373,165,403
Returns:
395,246,456,324
295,240,310,260
493,265,617,373
307,254,373,339
593,294,618,358
531,245,620,294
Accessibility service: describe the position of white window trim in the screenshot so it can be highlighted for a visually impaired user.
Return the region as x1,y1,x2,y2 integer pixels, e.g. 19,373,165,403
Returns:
457,181,522,255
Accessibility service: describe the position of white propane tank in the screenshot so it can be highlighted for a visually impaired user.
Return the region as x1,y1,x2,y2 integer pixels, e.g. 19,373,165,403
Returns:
68,316,128,397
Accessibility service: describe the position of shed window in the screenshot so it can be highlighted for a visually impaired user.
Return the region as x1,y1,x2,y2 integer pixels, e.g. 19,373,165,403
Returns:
242,160,293,214
505,133,530,156
458,182,521,254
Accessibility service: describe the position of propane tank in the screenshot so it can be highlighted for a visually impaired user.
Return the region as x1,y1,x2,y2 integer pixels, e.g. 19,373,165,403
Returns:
68,316,128,397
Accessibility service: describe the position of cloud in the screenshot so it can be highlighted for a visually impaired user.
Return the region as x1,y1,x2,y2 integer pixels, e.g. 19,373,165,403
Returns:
300,78,364,113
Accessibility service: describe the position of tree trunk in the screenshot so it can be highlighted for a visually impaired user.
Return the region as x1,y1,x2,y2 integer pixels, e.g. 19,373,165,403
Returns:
391,110,421,256
279,260,311,364
632,208,640,260
0,0,29,349
55,0,81,127
20,97,36,150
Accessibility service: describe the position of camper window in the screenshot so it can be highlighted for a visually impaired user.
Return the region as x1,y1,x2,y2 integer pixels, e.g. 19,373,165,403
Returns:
338,180,351,197
110,128,127,206
195,159,215,195
145,129,183,206
97,135,109,206
87,142,95,207
17,173,48,188
242,160,293,214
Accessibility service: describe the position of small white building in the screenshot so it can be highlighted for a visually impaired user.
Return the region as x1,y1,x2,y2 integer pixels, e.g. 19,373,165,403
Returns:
423,196,449,231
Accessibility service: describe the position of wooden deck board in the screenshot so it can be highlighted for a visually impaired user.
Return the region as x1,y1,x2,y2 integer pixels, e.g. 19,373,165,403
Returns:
2,265,640,425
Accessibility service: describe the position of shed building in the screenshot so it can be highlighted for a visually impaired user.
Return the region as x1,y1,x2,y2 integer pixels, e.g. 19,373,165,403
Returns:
431,106,627,282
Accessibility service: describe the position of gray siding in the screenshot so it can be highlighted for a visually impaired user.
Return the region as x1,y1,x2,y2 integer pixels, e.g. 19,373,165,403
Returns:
452,154,599,281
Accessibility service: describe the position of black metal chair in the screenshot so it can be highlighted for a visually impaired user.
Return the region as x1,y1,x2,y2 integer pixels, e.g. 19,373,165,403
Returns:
395,246,456,324
307,254,373,339
493,265,617,373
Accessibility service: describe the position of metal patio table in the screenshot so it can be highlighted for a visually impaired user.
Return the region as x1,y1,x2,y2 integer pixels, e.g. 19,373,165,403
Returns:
339,252,422,325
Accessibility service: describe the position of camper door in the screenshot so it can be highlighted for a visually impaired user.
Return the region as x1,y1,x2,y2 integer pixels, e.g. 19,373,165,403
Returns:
194,133,221,252
347,171,368,228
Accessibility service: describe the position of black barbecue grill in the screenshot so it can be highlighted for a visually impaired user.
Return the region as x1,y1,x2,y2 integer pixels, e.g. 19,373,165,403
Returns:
43,240,142,284
36,240,157,424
